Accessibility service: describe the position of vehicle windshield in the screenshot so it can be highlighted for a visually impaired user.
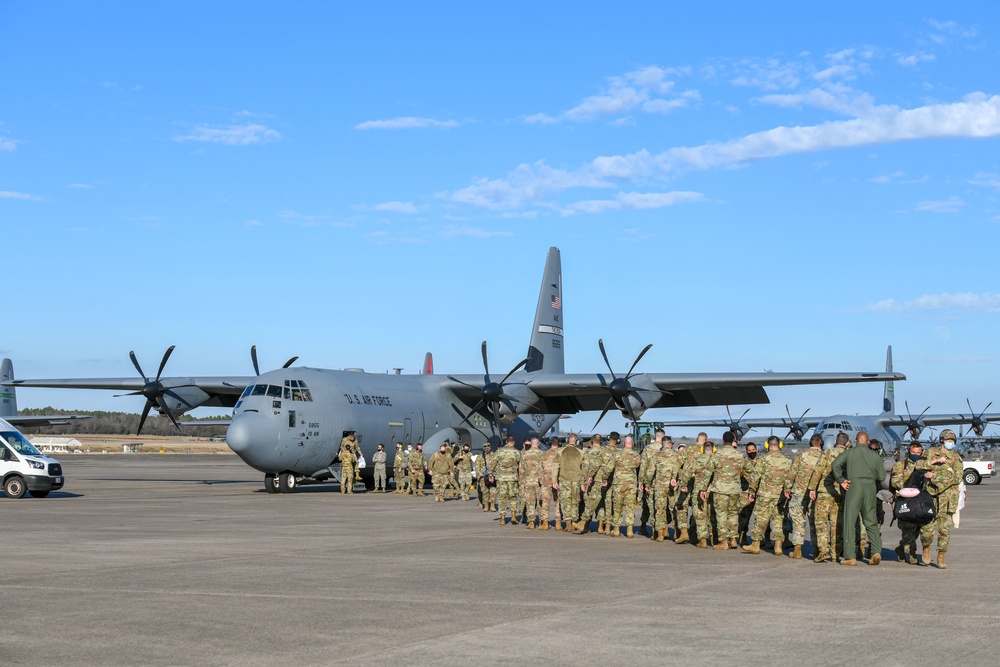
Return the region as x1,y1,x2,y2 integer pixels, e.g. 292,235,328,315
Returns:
1,431,43,456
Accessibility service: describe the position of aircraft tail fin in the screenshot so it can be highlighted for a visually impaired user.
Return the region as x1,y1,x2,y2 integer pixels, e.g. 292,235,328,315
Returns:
1,358,17,418
882,345,894,415
423,352,433,375
526,247,564,374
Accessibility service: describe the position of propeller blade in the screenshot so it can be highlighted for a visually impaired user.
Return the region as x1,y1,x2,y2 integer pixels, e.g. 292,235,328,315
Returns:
114,391,143,398
498,358,531,386
624,344,653,379
136,401,153,435
129,351,148,382
446,376,481,390
481,341,491,383
282,356,299,369
155,345,176,383
451,404,488,438
159,401,181,430
162,388,194,409
251,346,260,376
597,339,617,380
592,399,614,431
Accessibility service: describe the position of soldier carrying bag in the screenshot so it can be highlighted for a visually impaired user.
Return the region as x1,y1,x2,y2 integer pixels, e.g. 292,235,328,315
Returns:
892,471,935,526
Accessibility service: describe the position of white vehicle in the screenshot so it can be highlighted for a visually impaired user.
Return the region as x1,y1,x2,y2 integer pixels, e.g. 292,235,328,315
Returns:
0,418,64,498
962,459,995,486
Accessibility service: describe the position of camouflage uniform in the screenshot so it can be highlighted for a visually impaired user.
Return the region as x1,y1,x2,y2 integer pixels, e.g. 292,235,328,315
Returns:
519,446,543,527
552,445,583,528
342,436,361,481
695,446,747,547
493,445,521,523
454,447,473,501
647,448,682,539
637,440,663,534
538,446,560,527
609,447,641,534
916,445,963,556
682,447,715,545
339,447,357,493
372,448,387,491
784,446,823,553
578,441,615,530
674,447,699,541
408,448,427,496
393,447,407,493
890,456,923,562
474,450,491,510
808,444,847,560
738,454,758,544
428,449,454,502
746,449,791,552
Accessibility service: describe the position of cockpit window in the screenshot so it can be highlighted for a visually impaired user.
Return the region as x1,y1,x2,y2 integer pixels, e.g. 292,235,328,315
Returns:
299,387,313,402
250,385,267,396
280,379,313,401
241,386,253,399
266,385,282,398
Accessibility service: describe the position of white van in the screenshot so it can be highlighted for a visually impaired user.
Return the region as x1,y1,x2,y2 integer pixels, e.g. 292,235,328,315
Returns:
0,418,64,498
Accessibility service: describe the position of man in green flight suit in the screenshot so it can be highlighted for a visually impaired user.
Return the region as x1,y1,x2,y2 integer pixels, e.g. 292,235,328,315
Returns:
832,431,886,566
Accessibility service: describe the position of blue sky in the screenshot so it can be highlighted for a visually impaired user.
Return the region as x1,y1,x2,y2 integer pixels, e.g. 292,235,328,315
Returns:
4,2,999,436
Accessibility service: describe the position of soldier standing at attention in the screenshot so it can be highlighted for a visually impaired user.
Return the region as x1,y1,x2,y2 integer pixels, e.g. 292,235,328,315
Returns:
645,436,681,542
696,431,745,550
372,443,387,492
916,429,964,568
783,434,824,559
609,435,642,537
538,436,561,530
890,441,925,564
474,444,491,510
339,445,357,494
454,443,473,501
393,443,406,493
519,437,544,529
687,436,716,548
408,444,427,497
574,434,610,534
743,436,792,555
738,442,758,546
832,431,885,566
495,435,521,525
552,434,583,531
428,443,455,503
637,429,665,537
808,433,850,563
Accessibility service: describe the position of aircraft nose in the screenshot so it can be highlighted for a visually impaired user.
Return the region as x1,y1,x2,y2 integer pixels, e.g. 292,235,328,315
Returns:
226,412,278,469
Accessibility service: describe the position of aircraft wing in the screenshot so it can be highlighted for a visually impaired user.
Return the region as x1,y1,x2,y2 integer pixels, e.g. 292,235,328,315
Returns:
653,417,825,430
4,415,91,427
446,371,904,414
880,413,1000,429
11,376,252,407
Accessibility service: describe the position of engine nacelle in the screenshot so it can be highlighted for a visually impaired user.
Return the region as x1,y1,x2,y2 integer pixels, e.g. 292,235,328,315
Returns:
492,384,540,424
615,375,661,422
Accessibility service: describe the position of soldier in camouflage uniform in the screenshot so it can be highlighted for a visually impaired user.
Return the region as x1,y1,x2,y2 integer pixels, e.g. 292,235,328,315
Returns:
637,429,665,537
783,434,823,559
553,434,583,531
646,437,682,542
695,431,746,550
342,434,361,482
595,433,619,534
372,443,388,492
519,437,544,529
393,443,406,493
609,435,642,537
808,433,849,563
890,441,925,564
916,430,964,568
339,444,357,493
494,435,521,525
474,444,493,510
743,436,792,555
408,443,427,497
686,436,716,547
454,443,473,501
738,442,758,546
672,442,697,543
574,434,612,534
428,443,455,502
538,436,561,530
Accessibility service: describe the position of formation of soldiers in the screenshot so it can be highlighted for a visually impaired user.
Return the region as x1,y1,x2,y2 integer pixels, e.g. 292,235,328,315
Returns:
341,425,964,568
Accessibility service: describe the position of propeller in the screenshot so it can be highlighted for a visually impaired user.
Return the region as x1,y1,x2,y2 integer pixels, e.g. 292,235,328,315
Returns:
963,398,994,437
902,400,930,441
592,339,654,430
250,345,298,376
725,405,753,440
784,404,812,441
116,346,194,435
449,341,530,439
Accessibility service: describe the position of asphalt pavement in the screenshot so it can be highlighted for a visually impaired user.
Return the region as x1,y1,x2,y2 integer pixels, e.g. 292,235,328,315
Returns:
1,455,997,666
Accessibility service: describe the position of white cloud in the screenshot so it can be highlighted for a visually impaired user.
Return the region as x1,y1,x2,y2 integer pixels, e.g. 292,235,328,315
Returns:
925,19,980,45
67,183,93,189
441,226,514,239
896,52,935,67
869,171,929,184
915,196,963,213
866,293,1000,313
354,117,459,130
969,171,1000,190
0,137,17,151
370,201,420,214
174,123,280,145
0,190,42,201
561,190,704,216
730,57,804,90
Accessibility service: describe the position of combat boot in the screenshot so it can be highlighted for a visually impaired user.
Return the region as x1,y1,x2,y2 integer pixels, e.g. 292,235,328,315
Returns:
499,516,507,525
713,540,729,551
870,553,881,566
729,537,739,549
610,527,620,537
921,545,931,566
814,549,831,563
839,558,857,566
696,538,708,548
894,545,906,562
742,540,761,554
655,529,665,542
674,528,690,545
597,520,605,535
626,526,634,538
510,516,519,525
937,552,948,569
538,522,549,531
773,536,785,556
790,546,802,559
909,545,919,565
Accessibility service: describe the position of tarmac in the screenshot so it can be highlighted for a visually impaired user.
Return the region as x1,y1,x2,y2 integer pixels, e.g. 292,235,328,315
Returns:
2,455,998,666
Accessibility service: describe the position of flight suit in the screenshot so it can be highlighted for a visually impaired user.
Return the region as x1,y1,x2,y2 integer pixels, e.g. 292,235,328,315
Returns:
832,445,886,562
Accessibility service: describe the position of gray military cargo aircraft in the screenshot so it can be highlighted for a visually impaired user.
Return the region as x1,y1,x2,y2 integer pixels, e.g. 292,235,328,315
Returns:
13,247,904,493
1,359,90,427
656,346,1000,450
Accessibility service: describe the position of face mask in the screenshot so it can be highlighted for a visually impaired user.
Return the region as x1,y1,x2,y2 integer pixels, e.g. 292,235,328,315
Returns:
747,452,757,460
908,453,922,462
944,441,956,451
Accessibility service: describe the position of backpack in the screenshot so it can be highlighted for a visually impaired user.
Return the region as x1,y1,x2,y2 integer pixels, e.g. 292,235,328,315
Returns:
892,473,936,525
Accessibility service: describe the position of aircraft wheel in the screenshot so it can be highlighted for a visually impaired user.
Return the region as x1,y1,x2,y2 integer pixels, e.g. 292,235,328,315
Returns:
4,475,27,499
29,490,50,498
264,474,279,494
278,472,297,494
963,469,981,485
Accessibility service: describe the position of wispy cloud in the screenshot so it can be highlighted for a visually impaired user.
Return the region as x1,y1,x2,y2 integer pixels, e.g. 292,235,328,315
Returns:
895,52,935,67
869,171,929,184
969,171,1000,190
442,226,513,239
0,190,43,201
67,183,94,189
369,201,420,214
924,18,980,45
915,196,963,213
0,137,18,152
355,117,459,130
865,292,1000,313
561,190,704,216
365,230,428,244
174,123,281,145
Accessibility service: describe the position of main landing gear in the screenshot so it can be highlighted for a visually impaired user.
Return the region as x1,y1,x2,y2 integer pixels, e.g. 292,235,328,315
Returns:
264,472,297,494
